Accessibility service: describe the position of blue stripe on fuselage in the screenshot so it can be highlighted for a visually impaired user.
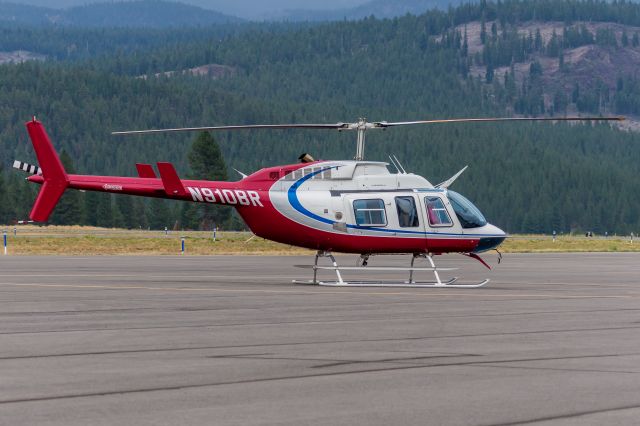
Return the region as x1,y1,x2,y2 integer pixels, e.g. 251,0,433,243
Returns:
286,166,502,238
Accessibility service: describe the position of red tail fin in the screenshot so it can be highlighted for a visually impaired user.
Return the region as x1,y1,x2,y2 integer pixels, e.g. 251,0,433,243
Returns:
135,163,157,178
26,118,69,222
157,162,187,196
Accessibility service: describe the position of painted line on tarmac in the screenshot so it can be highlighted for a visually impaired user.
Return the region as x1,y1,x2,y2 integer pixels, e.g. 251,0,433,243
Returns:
0,282,638,299
0,274,293,279
3,275,639,289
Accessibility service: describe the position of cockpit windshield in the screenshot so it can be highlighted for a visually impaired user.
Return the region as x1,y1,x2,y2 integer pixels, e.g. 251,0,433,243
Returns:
447,190,487,229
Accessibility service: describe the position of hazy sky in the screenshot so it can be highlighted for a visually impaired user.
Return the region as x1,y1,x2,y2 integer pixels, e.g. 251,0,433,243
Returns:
11,0,369,19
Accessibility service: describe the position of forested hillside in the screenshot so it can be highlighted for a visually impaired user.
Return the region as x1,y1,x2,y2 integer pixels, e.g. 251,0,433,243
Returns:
1,0,639,234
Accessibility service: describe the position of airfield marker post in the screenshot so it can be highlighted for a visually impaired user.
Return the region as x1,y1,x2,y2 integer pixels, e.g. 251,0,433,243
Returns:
3,230,7,255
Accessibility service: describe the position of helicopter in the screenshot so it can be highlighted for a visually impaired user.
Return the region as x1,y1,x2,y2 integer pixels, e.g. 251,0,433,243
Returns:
14,115,623,288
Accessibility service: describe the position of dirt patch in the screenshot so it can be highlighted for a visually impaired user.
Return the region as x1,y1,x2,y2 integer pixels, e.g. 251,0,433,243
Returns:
0,50,45,65
140,63,238,80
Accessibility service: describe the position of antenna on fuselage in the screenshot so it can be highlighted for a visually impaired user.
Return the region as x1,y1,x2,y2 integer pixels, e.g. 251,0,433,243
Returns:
388,155,401,174
392,155,407,174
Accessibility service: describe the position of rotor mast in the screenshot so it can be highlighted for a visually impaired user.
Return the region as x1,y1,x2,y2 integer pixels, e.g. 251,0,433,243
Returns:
346,118,385,160
354,118,368,161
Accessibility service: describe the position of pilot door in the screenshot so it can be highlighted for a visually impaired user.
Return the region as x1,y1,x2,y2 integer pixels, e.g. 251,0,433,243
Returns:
419,192,463,252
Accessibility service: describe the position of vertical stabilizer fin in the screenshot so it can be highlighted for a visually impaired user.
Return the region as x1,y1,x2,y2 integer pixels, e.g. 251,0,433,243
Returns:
136,163,157,178
25,118,69,222
157,162,187,196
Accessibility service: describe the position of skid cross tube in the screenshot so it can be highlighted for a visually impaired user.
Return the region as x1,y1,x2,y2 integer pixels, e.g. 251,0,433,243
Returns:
312,251,344,285
293,252,489,288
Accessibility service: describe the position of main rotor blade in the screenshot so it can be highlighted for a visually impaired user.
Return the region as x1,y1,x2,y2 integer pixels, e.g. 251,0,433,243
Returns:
112,123,347,135
112,116,625,135
377,116,625,127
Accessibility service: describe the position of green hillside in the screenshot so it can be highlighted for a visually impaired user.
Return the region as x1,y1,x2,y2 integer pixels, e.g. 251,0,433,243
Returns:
1,0,639,235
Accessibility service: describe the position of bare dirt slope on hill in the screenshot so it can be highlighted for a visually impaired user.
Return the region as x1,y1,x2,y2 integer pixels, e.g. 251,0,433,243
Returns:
460,20,640,126
464,21,640,85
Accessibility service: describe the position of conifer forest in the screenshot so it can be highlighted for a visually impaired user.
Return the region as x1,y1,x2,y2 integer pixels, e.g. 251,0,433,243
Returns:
1,0,639,234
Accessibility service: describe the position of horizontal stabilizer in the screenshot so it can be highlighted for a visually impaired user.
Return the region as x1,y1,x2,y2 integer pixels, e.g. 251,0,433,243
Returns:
157,162,187,196
136,163,157,178
13,160,42,176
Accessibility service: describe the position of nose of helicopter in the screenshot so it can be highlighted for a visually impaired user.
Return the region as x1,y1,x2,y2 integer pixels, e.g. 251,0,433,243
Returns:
472,224,507,253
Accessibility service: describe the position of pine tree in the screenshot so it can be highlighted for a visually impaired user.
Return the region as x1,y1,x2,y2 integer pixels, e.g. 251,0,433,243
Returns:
111,201,126,229
83,192,99,226
148,198,170,230
115,195,134,229
132,198,148,229
187,132,230,229
529,60,543,79
188,132,228,181
8,175,37,222
179,203,199,230
534,28,543,51
96,194,113,228
462,26,468,57
559,51,566,72
546,29,560,57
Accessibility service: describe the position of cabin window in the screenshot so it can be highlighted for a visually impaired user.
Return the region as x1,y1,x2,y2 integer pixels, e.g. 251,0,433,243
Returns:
353,199,387,227
395,196,419,227
425,197,452,227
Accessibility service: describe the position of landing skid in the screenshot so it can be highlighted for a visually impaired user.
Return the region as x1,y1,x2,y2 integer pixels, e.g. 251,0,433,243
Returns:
292,251,490,288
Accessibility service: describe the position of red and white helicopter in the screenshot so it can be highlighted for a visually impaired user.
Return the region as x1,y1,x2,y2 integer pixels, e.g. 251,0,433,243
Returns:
14,116,622,287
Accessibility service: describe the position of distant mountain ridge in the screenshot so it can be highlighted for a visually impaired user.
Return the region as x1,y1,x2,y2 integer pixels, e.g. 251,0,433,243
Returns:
272,0,456,21
0,0,242,27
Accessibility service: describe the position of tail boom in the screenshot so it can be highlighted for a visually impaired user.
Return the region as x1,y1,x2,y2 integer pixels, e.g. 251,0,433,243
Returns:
28,173,264,205
23,118,270,222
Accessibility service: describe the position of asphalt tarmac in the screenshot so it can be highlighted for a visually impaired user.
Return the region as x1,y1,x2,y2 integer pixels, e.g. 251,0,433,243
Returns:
0,253,639,426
